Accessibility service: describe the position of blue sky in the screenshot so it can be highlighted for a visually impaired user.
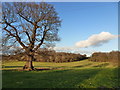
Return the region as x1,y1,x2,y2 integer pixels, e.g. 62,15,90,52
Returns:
2,2,118,56
47,2,118,56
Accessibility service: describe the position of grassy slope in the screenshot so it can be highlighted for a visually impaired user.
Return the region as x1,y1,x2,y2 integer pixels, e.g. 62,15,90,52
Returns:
2,60,119,88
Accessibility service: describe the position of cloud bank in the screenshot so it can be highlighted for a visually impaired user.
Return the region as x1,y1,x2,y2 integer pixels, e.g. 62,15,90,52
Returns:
53,46,93,56
75,32,118,48
54,46,75,51
53,32,119,56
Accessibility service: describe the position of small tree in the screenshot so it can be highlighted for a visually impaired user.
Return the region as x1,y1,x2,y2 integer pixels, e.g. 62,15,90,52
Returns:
2,2,61,70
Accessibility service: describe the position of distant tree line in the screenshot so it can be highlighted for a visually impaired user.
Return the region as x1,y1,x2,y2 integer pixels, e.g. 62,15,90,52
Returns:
89,51,120,63
3,49,119,64
2,49,87,63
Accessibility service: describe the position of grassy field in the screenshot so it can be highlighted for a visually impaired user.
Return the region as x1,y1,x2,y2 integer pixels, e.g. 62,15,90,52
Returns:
2,59,119,88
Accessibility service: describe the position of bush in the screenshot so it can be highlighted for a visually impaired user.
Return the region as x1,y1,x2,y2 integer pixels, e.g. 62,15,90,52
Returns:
89,51,120,64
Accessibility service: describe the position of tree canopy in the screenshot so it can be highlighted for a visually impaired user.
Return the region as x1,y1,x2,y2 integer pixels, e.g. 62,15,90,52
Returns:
2,2,61,70
2,2,61,52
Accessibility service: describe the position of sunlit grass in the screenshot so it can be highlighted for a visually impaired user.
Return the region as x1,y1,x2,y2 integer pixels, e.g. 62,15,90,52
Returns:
2,59,117,70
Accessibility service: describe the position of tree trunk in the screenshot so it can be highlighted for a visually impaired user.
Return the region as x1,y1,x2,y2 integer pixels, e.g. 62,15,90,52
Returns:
23,55,34,70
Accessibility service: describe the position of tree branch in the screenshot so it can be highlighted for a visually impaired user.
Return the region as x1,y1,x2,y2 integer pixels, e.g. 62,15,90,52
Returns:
3,26,16,37
29,24,37,49
35,6,53,23
25,31,32,43
34,30,47,51
4,21,18,36
4,21,28,50
17,13,34,25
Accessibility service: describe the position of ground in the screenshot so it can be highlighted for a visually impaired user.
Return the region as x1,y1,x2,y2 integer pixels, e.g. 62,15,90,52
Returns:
2,59,119,88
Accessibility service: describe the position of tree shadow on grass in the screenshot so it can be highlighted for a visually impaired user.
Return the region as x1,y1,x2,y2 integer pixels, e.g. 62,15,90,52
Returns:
35,68,51,71
74,63,92,68
93,63,109,67
2,66,68,72
2,66,23,71
35,67,69,71
3,66,23,68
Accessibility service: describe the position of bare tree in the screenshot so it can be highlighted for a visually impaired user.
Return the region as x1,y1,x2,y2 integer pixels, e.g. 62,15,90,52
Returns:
2,2,61,70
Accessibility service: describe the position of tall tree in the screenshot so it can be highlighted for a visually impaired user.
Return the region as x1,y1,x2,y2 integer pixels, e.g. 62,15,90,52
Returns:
2,2,61,70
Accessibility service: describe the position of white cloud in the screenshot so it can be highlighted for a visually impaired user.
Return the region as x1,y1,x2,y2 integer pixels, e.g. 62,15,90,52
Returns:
75,32,118,48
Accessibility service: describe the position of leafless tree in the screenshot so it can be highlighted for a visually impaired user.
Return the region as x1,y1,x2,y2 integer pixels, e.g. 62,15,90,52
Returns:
2,2,61,70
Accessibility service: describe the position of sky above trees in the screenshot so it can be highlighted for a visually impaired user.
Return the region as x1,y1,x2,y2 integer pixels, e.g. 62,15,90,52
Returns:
47,2,118,56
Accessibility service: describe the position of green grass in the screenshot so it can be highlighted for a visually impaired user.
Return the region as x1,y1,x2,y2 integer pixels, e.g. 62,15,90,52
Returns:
2,59,119,88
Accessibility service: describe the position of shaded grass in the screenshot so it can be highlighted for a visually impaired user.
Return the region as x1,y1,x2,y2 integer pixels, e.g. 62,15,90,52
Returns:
2,68,119,88
74,63,92,67
93,63,109,67
2,59,119,88
2,68,100,88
